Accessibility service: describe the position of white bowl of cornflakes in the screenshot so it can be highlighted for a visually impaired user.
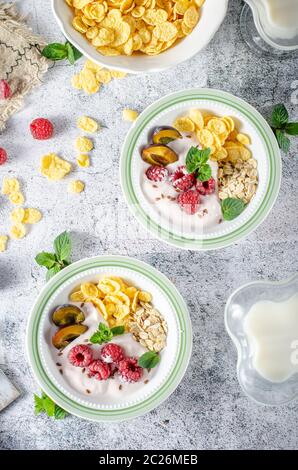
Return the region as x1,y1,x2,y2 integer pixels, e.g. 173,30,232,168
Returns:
52,0,229,74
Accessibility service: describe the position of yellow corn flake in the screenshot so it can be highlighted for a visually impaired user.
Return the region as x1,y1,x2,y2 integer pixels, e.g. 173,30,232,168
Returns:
98,278,121,294
9,192,25,206
83,59,103,73
110,70,127,78
10,208,25,223
153,21,177,41
80,68,100,94
81,282,98,298
77,115,98,133
2,177,20,195
0,235,8,253
73,0,92,8
143,8,168,25
223,116,235,132
210,147,228,162
96,69,112,84
240,146,252,161
73,16,88,33
77,154,90,167
236,133,251,145
97,46,121,56
68,180,85,194
75,136,93,152
23,208,42,224
40,153,72,181
207,118,227,136
122,108,139,122
69,290,85,302
138,291,152,302
183,5,200,29
71,74,82,89
189,109,204,129
197,128,214,147
173,117,195,133
92,297,108,320
174,0,193,15
10,223,26,240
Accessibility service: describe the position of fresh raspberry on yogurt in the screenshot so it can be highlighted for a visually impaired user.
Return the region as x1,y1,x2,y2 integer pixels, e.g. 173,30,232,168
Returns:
170,165,196,192
118,357,143,383
146,165,169,182
88,360,111,381
196,177,216,195
101,343,124,364
68,344,93,368
177,189,201,215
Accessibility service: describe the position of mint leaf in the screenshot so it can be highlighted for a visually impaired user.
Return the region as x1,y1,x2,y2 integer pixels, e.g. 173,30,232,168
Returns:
35,252,57,269
276,129,290,153
90,323,113,344
271,104,289,128
42,394,55,417
54,231,71,262
65,42,75,65
197,164,212,182
185,146,201,173
66,41,82,62
41,43,68,61
221,198,246,221
111,325,125,336
138,351,160,369
199,147,211,164
54,405,68,420
46,264,61,281
34,394,44,415
285,122,298,136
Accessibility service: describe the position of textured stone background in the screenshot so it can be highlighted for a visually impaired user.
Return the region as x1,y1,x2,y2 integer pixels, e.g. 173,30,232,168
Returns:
0,0,297,450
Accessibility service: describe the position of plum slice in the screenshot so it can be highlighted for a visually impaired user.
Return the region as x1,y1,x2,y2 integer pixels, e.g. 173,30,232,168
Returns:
152,126,182,145
52,304,85,327
141,144,178,166
52,324,88,349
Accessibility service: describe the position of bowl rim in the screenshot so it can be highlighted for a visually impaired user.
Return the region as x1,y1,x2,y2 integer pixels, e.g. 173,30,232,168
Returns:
26,255,192,422
120,87,282,251
51,0,229,74
224,272,298,406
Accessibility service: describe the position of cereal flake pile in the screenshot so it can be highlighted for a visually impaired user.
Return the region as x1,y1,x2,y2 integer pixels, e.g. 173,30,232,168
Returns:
66,0,204,57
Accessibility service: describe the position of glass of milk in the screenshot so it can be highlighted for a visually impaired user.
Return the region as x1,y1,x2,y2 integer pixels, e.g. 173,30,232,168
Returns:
241,0,298,56
225,273,298,405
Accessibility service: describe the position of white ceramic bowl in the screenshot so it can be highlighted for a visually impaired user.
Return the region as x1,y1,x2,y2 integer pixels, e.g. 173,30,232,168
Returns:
52,0,229,74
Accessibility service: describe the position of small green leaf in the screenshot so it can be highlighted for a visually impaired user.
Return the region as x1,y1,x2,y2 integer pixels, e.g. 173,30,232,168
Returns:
35,252,57,269
66,41,83,62
54,405,68,420
138,351,160,369
197,164,212,182
285,122,298,136
221,198,246,221
110,325,125,336
34,394,44,415
54,231,71,262
46,264,61,281
42,394,55,417
271,104,289,128
185,146,200,173
276,129,290,153
199,147,211,164
90,323,113,344
41,43,68,61
65,42,75,65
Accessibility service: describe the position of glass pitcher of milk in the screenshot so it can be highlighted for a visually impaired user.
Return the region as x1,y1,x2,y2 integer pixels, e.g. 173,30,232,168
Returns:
242,0,298,55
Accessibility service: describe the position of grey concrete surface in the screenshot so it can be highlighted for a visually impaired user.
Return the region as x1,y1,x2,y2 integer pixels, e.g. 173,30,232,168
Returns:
0,0,297,450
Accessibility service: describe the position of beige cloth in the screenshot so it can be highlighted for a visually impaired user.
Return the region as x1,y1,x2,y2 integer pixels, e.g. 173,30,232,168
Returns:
0,2,48,131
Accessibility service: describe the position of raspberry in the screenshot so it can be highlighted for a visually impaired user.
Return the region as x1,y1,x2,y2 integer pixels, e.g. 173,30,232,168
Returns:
68,344,93,367
146,165,168,182
0,148,8,166
177,189,201,215
30,118,54,140
0,80,12,100
171,165,195,191
101,343,124,364
88,360,111,381
196,177,216,196
118,357,143,383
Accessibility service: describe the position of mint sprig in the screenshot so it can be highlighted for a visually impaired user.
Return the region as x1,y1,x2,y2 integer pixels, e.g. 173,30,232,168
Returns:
221,198,246,221
138,351,160,369
41,41,82,64
89,323,125,345
35,231,71,281
34,392,68,420
270,104,298,153
185,146,212,182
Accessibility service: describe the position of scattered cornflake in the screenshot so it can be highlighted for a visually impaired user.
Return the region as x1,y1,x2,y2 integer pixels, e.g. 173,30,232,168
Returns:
77,116,98,133
122,108,139,122
10,208,26,223
23,208,42,224
68,180,85,194
71,60,127,96
77,153,90,168
9,192,25,206
75,136,93,152
10,223,26,240
0,235,8,253
2,177,20,195
40,153,72,181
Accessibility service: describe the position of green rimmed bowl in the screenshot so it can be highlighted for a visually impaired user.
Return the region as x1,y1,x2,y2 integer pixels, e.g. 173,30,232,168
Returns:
26,256,192,422
120,88,281,250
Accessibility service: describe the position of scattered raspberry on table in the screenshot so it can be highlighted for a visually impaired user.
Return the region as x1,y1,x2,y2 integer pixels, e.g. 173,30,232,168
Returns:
0,148,8,166
30,118,54,140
